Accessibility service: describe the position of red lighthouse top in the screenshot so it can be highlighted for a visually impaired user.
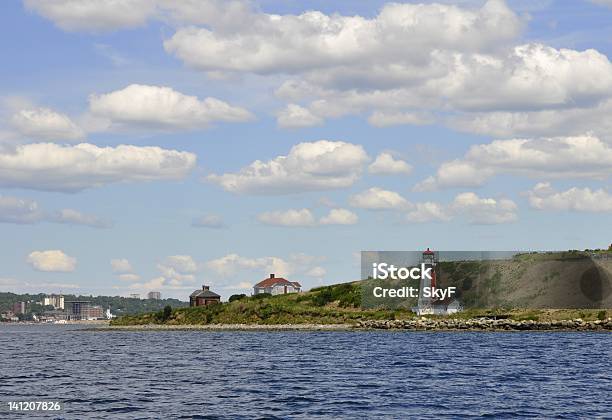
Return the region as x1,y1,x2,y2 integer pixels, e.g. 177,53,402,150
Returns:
423,248,434,255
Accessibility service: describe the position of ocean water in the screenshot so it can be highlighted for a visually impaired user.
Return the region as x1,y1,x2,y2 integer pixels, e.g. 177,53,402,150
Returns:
0,325,610,419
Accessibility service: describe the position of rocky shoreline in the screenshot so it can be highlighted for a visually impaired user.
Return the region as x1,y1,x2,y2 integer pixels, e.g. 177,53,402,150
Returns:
356,317,612,331
104,318,612,332
106,323,354,331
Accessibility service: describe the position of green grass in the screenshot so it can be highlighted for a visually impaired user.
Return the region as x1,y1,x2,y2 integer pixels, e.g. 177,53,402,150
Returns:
111,282,417,326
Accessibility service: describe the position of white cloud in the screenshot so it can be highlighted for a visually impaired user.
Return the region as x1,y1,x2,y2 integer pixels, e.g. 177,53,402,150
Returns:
111,258,133,274
27,250,76,272
257,207,357,226
404,193,517,224
349,187,411,210
50,209,112,228
11,107,85,141
277,104,323,128
406,202,452,223
191,214,225,228
88,84,253,131
24,0,158,32
0,142,196,192
258,208,316,227
24,0,254,32
163,1,612,130
527,182,612,212
204,253,324,285
319,208,358,225
0,195,43,224
0,194,110,227
415,134,612,191
118,273,140,282
206,254,292,278
207,140,369,194
164,1,522,75
368,153,413,175
160,255,198,274
368,111,434,127
450,192,518,224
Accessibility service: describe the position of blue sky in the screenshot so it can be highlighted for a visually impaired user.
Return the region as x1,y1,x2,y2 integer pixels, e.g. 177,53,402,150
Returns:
0,0,611,299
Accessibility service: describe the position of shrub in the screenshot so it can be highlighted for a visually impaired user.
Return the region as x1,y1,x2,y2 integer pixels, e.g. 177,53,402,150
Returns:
597,310,607,320
229,294,247,302
253,293,272,300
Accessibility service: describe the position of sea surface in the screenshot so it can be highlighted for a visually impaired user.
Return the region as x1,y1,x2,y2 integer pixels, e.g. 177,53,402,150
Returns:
0,324,610,419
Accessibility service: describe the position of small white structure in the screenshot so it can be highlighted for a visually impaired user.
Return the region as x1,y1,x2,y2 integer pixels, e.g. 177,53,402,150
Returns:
415,299,463,316
253,274,301,295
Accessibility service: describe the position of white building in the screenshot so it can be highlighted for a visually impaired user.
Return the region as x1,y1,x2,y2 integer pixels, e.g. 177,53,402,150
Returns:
253,274,301,295
43,294,64,310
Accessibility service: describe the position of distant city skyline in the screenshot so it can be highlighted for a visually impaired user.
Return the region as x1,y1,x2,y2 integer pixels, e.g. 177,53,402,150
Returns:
0,0,611,299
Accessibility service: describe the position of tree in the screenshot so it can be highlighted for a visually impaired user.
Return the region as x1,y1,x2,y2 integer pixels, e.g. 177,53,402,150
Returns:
229,294,247,302
162,305,172,321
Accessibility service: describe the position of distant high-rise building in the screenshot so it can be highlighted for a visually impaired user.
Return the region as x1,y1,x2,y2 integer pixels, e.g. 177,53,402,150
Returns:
43,294,64,309
147,291,161,300
129,294,140,299
12,301,26,315
65,301,104,320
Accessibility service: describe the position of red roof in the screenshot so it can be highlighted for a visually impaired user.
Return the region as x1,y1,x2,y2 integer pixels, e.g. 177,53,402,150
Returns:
423,248,434,254
254,276,301,288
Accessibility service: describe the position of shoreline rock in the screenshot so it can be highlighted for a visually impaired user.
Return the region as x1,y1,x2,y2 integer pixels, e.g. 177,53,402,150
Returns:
355,317,612,331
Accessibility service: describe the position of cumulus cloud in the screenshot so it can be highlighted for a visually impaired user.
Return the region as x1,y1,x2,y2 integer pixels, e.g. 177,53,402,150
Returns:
111,258,133,273
205,253,325,283
404,193,517,224
258,208,316,227
450,192,518,224
0,142,196,192
163,1,612,130
24,0,254,32
277,104,323,128
349,187,411,210
415,134,612,191
191,214,226,228
27,0,612,134
206,254,292,278
11,107,85,141
24,0,158,32
319,208,358,225
88,84,253,131
156,255,198,286
207,140,369,194
527,182,612,212
406,202,452,223
368,153,413,175
0,194,111,227
257,207,357,226
367,111,434,127
27,250,76,272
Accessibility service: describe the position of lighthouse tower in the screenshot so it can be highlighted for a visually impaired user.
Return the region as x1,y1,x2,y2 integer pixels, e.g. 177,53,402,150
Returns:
417,248,437,315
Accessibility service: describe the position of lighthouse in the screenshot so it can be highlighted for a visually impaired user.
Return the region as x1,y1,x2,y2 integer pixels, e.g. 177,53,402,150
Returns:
417,248,438,314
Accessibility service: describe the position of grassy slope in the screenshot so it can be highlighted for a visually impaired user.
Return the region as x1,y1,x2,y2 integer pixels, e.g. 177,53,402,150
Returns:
111,280,610,326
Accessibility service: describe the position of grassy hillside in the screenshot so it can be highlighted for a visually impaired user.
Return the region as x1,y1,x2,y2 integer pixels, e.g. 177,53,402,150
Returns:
111,282,409,326
111,280,610,326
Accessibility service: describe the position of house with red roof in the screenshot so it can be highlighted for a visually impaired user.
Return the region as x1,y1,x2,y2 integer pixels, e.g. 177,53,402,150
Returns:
253,274,301,295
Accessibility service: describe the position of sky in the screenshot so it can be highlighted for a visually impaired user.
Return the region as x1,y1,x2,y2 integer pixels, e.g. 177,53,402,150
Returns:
0,0,611,300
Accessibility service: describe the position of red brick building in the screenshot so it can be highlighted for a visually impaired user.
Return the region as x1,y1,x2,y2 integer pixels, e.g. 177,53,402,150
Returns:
190,285,221,307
